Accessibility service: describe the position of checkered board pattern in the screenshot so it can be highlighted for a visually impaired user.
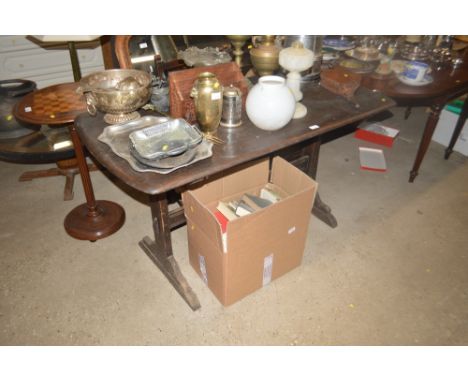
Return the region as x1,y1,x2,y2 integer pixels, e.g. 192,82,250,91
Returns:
15,82,87,125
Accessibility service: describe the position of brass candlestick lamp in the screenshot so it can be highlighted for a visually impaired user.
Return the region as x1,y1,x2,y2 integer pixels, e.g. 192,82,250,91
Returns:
227,35,251,67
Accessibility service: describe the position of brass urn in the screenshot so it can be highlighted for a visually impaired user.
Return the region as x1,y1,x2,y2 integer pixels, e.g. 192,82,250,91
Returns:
190,72,223,135
249,35,280,76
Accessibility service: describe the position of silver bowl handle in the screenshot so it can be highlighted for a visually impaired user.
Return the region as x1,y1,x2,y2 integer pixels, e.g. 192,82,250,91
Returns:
84,93,97,116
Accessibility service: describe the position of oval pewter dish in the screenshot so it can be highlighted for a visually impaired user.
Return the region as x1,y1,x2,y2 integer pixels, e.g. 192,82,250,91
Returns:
129,118,203,161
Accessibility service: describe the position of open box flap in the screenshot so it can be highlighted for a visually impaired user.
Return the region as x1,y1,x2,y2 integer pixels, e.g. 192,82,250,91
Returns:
270,156,317,196
221,158,269,198
182,189,225,252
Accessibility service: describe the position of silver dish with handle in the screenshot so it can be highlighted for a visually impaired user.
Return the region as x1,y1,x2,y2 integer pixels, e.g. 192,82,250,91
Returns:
77,69,152,124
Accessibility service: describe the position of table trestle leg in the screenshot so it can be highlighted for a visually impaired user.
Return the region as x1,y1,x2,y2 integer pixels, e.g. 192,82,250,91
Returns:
302,138,338,228
139,193,201,311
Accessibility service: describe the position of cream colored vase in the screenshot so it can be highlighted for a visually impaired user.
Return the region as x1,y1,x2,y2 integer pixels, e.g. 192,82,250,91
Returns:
246,76,296,131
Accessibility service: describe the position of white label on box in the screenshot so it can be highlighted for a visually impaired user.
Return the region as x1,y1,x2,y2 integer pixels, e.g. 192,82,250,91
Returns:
139,42,148,49
263,254,274,286
199,255,208,284
24,106,32,112
211,92,221,100
288,226,296,235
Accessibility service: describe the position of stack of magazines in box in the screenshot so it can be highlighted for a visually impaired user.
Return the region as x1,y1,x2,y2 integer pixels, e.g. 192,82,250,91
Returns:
214,183,288,233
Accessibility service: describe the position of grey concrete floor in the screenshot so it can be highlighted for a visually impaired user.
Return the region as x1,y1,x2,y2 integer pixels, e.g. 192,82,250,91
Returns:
0,106,467,345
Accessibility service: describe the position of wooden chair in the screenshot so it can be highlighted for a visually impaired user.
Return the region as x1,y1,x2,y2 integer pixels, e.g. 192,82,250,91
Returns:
114,35,186,72
114,36,133,69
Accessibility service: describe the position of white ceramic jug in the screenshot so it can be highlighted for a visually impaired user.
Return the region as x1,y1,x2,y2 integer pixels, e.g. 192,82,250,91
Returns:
246,76,296,131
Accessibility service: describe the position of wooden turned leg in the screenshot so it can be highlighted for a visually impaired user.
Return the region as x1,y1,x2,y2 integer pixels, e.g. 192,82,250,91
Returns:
303,137,338,228
409,103,442,182
139,193,201,311
445,97,468,159
64,124,125,241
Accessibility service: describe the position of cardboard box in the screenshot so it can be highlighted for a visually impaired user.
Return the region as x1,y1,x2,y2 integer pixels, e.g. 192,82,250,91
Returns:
355,123,399,147
182,157,318,306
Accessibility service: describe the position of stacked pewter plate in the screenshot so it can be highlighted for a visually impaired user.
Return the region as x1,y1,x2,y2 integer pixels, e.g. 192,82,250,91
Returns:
98,116,213,174
128,118,204,169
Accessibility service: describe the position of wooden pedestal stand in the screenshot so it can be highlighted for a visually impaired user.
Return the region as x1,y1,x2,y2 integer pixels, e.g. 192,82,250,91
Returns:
64,124,125,241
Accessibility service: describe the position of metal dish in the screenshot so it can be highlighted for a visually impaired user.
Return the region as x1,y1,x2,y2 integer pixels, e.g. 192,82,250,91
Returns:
179,46,232,67
78,69,152,124
129,118,203,160
322,50,340,62
323,37,355,51
98,115,170,155
129,144,197,169
98,116,213,174
399,43,430,61
339,59,377,74
345,48,382,62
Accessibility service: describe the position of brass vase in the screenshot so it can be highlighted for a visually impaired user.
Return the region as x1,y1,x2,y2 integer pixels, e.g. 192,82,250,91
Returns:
190,72,223,135
250,35,280,76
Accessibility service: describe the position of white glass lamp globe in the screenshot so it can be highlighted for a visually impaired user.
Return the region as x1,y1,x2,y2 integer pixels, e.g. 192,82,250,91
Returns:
279,41,315,119
246,76,296,131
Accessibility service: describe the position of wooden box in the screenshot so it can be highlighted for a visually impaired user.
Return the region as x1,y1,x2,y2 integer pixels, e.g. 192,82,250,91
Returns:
320,67,362,100
168,62,249,123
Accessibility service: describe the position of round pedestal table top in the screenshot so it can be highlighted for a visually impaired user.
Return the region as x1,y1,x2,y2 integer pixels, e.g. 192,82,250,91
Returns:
14,82,87,126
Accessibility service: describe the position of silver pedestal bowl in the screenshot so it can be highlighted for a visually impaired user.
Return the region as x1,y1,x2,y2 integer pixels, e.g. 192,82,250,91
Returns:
78,69,152,124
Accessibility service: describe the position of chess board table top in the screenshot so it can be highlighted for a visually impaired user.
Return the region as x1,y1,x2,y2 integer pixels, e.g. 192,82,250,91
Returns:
14,82,87,126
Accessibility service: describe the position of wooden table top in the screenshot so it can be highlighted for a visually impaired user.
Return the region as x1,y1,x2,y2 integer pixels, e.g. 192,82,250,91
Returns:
76,83,395,196
14,82,87,125
362,59,468,103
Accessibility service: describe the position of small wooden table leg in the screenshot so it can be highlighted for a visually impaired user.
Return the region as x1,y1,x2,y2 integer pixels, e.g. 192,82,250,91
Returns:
303,137,338,228
139,193,201,311
62,170,75,201
18,167,61,181
445,97,468,159
56,158,79,201
404,106,412,120
409,103,442,182
18,157,98,201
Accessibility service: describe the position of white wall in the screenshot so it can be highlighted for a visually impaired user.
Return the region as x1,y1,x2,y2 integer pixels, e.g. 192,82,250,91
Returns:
0,35,105,89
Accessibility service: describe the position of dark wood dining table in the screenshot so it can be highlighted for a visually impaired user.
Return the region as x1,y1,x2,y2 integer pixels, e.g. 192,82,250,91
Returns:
71,83,395,310
362,56,468,182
